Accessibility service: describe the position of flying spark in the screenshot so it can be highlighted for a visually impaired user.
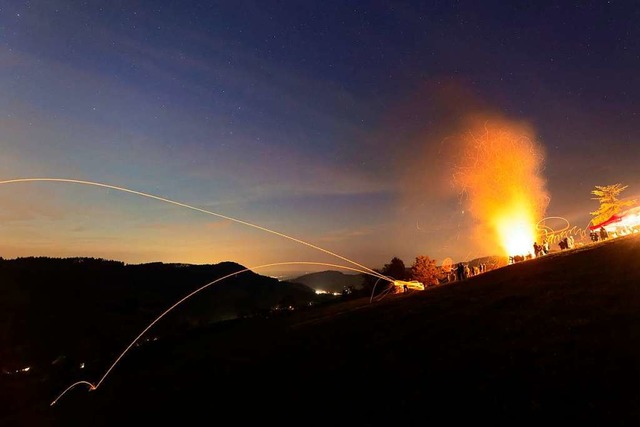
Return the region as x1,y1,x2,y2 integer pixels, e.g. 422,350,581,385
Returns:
452,118,549,257
0,178,396,404
0,178,388,281
50,261,393,405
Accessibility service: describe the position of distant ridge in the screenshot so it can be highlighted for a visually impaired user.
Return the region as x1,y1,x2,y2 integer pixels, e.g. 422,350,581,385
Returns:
0,256,317,370
289,270,365,293
7,235,640,424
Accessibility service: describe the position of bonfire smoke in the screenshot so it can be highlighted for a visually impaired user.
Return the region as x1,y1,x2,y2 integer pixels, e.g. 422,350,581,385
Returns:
452,115,549,256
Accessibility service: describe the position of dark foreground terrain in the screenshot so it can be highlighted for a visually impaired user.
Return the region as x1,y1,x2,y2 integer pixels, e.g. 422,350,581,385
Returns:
6,234,640,425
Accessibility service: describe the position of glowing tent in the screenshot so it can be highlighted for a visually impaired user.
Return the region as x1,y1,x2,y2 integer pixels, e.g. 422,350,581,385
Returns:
589,205,640,236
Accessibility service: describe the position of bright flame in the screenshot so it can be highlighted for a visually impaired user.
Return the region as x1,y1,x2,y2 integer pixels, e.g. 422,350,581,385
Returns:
495,215,536,256
453,116,549,257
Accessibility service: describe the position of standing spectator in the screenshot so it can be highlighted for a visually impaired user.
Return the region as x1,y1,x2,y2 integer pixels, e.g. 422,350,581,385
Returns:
600,227,609,241
456,262,465,281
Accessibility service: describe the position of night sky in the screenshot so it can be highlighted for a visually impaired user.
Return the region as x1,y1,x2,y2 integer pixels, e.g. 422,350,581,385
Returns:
1,1,639,271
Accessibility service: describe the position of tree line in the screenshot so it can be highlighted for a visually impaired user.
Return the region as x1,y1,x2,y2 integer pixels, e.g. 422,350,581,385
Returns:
356,255,443,297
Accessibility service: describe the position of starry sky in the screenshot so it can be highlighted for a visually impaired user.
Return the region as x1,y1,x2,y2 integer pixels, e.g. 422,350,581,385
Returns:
1,1,639,272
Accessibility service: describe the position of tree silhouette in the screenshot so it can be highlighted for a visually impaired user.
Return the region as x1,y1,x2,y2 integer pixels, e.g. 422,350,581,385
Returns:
382,257,407,280
590,184,636,226
410,256,441,287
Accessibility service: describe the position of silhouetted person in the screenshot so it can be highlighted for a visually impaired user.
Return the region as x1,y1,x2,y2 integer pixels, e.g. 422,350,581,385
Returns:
456,262,464,281
600,227,608,241
533,242,541,257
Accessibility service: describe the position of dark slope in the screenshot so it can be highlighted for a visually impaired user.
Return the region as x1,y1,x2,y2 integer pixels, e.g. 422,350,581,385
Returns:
0,258,318,426
9,234,640,425
0,259,316,357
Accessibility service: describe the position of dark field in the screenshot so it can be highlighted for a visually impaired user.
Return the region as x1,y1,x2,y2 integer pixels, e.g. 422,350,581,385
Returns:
6,234,640,425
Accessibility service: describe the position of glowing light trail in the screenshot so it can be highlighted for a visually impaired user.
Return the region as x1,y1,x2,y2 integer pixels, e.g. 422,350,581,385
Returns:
536,216,591,244
50,261,393,406
52,381,96,402
0,178,389,282
0,179,395,403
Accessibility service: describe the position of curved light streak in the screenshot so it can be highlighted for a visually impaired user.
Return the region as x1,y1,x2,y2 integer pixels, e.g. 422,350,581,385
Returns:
536,216,591,243
371,281,395,303
0,178,389,282
50,381,96,405
50,261,393,405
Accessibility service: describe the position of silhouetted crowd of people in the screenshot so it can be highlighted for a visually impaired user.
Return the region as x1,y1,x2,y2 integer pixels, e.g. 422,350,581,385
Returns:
558,235,575,250
448,226,616,285
449,261,489,282
590,227,609,242
533,239,550,257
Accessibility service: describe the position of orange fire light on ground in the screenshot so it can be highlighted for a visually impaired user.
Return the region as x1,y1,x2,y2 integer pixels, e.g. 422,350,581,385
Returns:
453,116,549,257
393,280,425,292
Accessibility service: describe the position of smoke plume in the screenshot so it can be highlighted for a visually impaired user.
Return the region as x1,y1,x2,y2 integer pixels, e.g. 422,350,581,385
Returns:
452,114,549,256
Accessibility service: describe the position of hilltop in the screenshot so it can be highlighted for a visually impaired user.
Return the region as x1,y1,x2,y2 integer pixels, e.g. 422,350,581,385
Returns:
5,234,640,425
0,258,317,375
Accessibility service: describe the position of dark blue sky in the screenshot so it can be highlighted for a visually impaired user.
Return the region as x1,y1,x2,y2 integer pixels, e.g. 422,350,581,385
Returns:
1,1,639,269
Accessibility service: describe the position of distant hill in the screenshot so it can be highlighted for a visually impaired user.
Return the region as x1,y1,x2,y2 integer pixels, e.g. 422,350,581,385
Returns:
0,257,317,371
15,233,640,425
289,270,365,293
10,235,640,424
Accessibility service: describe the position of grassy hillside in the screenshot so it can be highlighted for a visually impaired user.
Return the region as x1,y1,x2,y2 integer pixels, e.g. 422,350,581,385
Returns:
6,234,640,425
